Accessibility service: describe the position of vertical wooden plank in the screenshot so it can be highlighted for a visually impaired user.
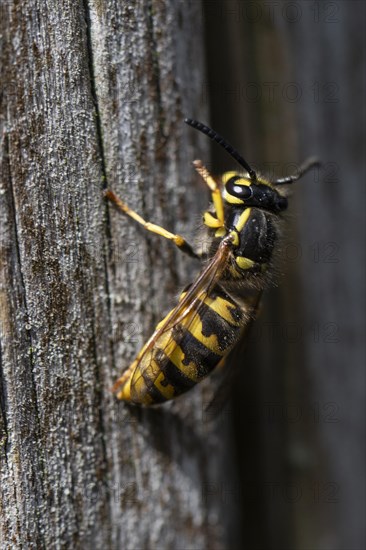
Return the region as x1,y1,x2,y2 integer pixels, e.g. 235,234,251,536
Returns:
0,2,111,547
0,1,239,548
286,4,365,549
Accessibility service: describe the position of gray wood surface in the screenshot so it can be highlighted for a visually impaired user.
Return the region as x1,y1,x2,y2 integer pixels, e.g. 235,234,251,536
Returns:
0,2,238,549
1,1,364,549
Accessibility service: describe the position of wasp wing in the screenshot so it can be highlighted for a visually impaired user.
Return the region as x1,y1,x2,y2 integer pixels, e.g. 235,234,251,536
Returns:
125,239,237,403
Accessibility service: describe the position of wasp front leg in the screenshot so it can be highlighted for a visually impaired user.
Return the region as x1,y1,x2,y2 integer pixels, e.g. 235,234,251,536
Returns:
105,189,199,259
193,160,225,228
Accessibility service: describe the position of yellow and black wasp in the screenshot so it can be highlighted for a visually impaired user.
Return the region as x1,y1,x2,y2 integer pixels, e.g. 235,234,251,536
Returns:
105,119,319,406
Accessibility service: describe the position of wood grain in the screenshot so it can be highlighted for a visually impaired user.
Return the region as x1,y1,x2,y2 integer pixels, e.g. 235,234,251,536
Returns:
0,2,237,548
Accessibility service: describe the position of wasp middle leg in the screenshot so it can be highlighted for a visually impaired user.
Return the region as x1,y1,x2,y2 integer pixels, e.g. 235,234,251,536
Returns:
105,189,199,258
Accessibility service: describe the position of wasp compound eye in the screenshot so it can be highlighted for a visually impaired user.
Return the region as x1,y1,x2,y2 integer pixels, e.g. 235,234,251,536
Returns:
226,177,253,200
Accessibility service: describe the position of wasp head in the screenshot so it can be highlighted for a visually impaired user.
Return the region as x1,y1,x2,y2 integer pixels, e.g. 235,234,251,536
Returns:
222,172,288,213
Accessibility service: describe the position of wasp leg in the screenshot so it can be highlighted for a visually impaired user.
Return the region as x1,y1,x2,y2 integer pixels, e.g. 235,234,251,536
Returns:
193,160,225,227
105,189,199,259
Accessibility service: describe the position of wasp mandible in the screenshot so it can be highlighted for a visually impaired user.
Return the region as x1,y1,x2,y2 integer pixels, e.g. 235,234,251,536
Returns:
105,119,319,405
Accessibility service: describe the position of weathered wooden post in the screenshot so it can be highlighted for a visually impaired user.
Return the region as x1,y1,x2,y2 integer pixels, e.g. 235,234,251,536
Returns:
0,2,238,548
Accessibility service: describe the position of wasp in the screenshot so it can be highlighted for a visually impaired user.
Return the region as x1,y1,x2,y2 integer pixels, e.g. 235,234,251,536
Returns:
105,119,319,406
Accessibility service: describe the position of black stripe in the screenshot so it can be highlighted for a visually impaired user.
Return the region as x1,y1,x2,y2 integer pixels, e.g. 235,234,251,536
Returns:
201,303,240,349
140,368,167,404
179,284,244,327
174,326,222,379
236,210,276,263
202,286,245,324
194,300,243,352
156,350,197,393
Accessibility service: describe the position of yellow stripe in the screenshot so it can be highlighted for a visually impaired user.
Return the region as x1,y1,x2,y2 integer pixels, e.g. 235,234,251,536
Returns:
203,294,242,326
154,371,175,399
231,178,251,187
228,230,239,246
235,207,252,231
169,347,200,382
135,299,201,383
223,172,275,189
156,331,200,382
118,359,156,405
223,191,245,205
186,314,225,356
222,171,251,185
236,256,255,270
222,171,239,184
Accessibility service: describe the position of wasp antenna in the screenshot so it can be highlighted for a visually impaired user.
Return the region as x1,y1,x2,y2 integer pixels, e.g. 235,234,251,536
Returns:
273,157,321,185
184,118,257,181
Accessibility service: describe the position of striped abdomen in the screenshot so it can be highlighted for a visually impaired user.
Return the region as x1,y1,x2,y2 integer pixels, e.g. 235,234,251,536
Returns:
117,286,249,405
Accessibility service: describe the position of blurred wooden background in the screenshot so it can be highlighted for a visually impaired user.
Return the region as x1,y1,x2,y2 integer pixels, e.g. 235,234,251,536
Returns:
1,1,364,549
204,1,365,549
